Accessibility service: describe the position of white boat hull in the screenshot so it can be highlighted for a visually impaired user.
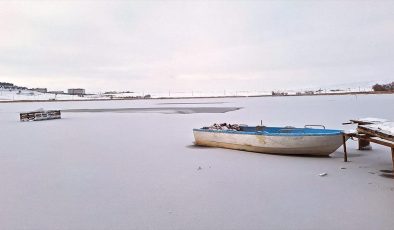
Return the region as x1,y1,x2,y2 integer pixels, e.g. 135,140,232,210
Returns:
193,130,345,156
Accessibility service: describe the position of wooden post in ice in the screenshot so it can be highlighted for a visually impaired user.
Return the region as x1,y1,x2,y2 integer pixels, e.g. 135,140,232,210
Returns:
342,134,348,162
358,138,371,150
392,148,394,170
356,122,372,150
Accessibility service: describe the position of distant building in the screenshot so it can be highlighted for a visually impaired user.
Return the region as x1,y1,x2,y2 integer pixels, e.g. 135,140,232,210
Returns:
31,88,48,93
68,88,85,95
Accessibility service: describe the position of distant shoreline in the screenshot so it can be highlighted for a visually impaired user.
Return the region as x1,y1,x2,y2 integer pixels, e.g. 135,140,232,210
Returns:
0,90,393,103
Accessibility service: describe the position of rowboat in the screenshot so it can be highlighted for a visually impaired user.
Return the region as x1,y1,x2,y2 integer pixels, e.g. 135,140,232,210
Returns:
193,125,346,156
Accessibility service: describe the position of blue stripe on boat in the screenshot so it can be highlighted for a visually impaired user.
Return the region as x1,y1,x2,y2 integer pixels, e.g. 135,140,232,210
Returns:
193,126,343,136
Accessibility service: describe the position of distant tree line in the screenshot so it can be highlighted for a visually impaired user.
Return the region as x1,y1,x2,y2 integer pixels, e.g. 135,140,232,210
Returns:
271,91,288,96
372,82,394,91
0,82,27,90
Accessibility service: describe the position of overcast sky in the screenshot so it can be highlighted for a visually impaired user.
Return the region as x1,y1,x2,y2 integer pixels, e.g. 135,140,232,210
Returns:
0,0,393,92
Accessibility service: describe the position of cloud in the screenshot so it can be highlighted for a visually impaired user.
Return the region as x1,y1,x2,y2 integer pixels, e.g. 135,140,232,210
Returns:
0,0,393,92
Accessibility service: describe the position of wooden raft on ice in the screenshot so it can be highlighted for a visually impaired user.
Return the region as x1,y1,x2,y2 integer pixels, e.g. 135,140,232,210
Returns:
20,110,61,122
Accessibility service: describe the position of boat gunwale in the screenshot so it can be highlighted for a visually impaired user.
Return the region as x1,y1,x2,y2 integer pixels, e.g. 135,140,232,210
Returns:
193,127,344,137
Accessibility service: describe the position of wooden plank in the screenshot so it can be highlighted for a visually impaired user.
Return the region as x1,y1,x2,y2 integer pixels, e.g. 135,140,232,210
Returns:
369,137,394,148
349,120,375,125
345,133,394,148
357,126,394,142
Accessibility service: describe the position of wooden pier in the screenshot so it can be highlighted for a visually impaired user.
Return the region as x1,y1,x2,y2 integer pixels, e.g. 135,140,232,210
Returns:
343,119,394,169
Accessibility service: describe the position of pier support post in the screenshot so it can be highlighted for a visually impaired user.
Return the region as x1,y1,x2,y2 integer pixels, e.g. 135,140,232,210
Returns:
392,148,394,170
343,134,348,162
358,138,371,150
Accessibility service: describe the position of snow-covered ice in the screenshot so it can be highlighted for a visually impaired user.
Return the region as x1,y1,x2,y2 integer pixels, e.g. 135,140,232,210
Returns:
0,87,379,102
0,89,94,101
0,94,393,230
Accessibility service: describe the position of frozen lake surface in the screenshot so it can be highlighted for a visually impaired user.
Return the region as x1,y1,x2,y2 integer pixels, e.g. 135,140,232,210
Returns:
0,94,393,230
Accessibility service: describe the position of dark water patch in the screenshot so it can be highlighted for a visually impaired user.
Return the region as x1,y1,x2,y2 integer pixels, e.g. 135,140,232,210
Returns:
330,153,362,159
186,144,214,149
277,153,330,158
62,107,242,114
380,169,394,173
158,102,228,105
380,173,394,179
347,153,363,157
